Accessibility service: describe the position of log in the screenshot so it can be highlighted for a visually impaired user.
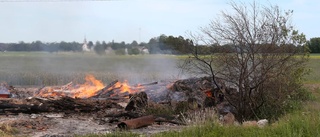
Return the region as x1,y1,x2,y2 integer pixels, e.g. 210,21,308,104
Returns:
117,115,155,129
135,81,158,86
91,80,119,98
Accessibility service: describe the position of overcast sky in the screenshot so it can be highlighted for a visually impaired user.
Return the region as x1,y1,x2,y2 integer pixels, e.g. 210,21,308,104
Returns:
0,0,319,43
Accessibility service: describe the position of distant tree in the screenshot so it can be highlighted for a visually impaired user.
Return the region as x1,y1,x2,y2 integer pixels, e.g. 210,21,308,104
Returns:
94,41,106,55
0,43,8,51
131,40,139,47
57,41,82,52
6,41,27,51
30,41,43,51
102,41,108,49
120,41,126,48
87,41,94,50
139,42,148,47
129,48,140,55
148,37,160,54
45,42,59,53
115,49,126,55
307,37,320,53
163,35,194,54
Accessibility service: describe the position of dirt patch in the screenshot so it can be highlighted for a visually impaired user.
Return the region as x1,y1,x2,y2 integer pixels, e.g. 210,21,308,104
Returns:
0,113,185,137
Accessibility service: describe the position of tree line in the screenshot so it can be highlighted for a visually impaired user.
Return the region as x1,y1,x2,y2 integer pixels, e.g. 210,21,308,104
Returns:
0,35,194,55
307,37,320,53
0,35,318,54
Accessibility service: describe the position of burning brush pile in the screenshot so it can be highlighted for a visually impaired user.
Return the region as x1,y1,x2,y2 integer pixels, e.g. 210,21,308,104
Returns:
0,75,233,136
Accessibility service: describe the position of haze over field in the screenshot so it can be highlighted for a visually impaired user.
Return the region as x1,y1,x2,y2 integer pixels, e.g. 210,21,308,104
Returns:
0,52,188,85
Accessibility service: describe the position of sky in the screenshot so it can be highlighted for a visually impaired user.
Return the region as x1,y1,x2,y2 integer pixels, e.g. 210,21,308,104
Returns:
0,0,319,44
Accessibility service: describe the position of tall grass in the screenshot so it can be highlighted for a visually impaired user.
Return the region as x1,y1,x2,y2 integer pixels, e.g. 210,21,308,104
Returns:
154,94,320,137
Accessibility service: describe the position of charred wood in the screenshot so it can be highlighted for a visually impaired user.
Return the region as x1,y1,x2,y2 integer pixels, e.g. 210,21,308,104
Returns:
125,92,148,111
137,81,158,86
0,97,122,115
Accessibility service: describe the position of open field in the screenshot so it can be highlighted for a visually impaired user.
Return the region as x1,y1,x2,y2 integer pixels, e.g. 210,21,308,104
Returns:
0,52,185,86
305,54,320,83
0,52,318,85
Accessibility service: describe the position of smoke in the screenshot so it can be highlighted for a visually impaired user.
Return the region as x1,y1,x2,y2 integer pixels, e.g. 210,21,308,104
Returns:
109,54,190,84
1,51,194,86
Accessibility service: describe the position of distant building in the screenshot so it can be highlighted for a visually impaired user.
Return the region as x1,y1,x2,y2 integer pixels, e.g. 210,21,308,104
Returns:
124,48,128,55
105,47,114,54
140,47,149,54
82,37,91,52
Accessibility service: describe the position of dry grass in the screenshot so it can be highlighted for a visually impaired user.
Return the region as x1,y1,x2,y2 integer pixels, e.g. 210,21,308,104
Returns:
0,123,18,137
181,108,219,126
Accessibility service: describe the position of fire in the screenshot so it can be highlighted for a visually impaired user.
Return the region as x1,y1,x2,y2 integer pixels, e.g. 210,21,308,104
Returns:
72,75,105,98
38,88,66,98
205,90,212,97
108,80,142,94
37,75,144,99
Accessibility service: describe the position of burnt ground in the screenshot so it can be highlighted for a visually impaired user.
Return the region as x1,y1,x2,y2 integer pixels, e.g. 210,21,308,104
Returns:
0,112,185,137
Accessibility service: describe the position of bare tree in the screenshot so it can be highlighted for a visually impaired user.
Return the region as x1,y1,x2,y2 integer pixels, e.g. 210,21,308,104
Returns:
182,1,309,122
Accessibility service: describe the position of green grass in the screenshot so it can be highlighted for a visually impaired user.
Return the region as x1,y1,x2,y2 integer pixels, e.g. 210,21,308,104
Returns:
152,87,320,137
154,102,320,137
0,52,182,86
309,53,320,59
305,58,320,83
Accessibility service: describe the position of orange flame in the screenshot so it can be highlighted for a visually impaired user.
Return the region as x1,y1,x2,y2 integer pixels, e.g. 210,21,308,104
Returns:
205,90,212,97
72,75,105,98
37,75,144,98
107,80,144,96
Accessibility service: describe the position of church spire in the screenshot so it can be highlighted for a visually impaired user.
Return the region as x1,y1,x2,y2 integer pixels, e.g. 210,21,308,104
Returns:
82,35,90,52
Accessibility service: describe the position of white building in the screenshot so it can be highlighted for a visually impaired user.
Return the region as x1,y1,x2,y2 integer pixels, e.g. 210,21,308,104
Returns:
82,37,91,52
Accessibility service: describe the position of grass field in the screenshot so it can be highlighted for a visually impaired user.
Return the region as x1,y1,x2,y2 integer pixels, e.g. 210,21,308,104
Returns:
305,54,320,83
0,52,184,86
2,52,317,85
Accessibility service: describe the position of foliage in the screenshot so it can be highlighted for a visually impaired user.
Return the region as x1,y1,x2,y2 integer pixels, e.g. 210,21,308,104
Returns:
94,41,106,55
183,1,309,122
114,49,127,55
307,37,320,53
128,47,140,55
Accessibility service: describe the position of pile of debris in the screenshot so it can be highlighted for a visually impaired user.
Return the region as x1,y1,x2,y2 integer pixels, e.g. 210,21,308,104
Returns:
0,76,240,136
